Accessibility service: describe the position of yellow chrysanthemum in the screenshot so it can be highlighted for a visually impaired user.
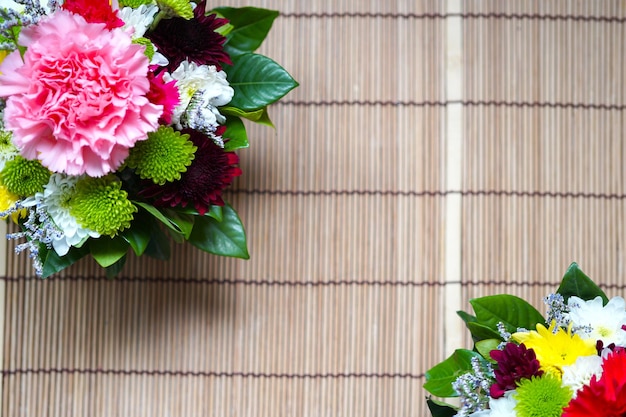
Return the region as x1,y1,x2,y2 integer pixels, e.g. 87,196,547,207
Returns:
0,50,7,65
0,183,27,223
512,321,596,379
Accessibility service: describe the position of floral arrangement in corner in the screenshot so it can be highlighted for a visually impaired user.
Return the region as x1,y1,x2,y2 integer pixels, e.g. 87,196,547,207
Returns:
424,263,626,417
0,0,298,277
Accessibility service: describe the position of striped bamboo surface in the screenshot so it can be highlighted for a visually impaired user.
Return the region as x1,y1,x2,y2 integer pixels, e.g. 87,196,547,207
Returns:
2,0,626,416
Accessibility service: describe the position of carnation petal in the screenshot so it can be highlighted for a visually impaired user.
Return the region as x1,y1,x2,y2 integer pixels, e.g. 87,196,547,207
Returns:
1,10,160,177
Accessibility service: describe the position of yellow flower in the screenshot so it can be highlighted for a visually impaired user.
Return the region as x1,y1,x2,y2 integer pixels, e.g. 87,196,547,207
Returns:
512,321,596,379
0,50,7,75
0,183,26,223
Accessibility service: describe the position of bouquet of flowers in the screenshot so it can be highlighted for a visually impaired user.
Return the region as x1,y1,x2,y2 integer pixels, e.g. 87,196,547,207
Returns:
0,0,297,277
425,263,626,417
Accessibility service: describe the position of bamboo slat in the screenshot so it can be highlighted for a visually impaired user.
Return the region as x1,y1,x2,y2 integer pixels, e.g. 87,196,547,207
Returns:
2,1,625,416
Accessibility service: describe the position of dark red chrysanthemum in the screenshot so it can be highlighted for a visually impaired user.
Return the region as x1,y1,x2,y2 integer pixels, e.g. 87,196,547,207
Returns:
146,0,232,72
563,349,626,417
489,343,544,398
143,127,241,215
62,0,124,29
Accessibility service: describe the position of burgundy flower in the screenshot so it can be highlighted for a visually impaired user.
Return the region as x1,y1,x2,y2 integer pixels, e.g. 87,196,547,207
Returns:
143,127,242,215
489,343,543,398
146,0,232,72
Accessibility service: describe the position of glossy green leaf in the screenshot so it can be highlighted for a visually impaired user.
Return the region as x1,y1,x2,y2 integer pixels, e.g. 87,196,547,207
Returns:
475,339,500,362
424,349,481,397
457,310,478,324
105,255,127,279
557,262,608,304
134,201,187,237
163,205,224,222
206,205,223,222
212,7,279,56
122,213,153,256
188,203,249,259
221,106,274,128
89,236,129,268
222,115,249,151
40,244,90,278
470,295,545,334
143,223,171,261
225,53,298,111
426,398,458,417
465,321,502,343
162,209,195,239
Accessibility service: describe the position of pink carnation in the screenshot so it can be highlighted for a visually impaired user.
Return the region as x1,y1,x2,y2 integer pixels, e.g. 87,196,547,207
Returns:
0,11,161,177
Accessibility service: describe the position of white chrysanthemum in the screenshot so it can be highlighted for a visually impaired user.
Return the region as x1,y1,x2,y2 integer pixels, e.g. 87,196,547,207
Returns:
566,295,626,346
0,0,25,13
561,354,603,397
488,390,517,417
118,4,159,38
466,391,517,417
22,174,100,256
151,51,169,67
164,60,234,129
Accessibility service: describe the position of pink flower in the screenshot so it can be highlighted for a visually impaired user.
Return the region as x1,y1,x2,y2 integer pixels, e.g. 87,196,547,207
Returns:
0,11,161,177
147,69,180,125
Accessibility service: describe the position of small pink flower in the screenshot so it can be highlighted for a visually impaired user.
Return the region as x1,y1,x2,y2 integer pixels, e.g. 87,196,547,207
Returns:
147,69,180,125
0,10,161,177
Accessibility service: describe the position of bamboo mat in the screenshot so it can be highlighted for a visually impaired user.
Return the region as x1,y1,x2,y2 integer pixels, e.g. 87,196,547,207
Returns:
1,0,626,416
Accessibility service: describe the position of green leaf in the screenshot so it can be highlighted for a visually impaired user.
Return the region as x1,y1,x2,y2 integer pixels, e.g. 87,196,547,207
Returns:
426,398,458,417
255,108,274,127
424,349,481,397
470,295,545,335
40,244,90,278
465,321,503,343
188,203,249,259
143,223,171,261
134,201,188,238
225,53,298,111
222,115,249,151
457,310,478,324
162,209,195,240
221,106,274,128
105,255,127,279
557,262,608,304
206,205,223,222
89,236,129,268
121,213,153,256
212,7,279,56
475,339,500,362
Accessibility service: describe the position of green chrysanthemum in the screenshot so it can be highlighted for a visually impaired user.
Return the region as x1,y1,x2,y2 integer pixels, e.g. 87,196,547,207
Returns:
156,0,194,19
133,37,155,60
126,126,197,185
119,0,154,6
514,375,572,417
70,176,137,237
1,156,50,197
